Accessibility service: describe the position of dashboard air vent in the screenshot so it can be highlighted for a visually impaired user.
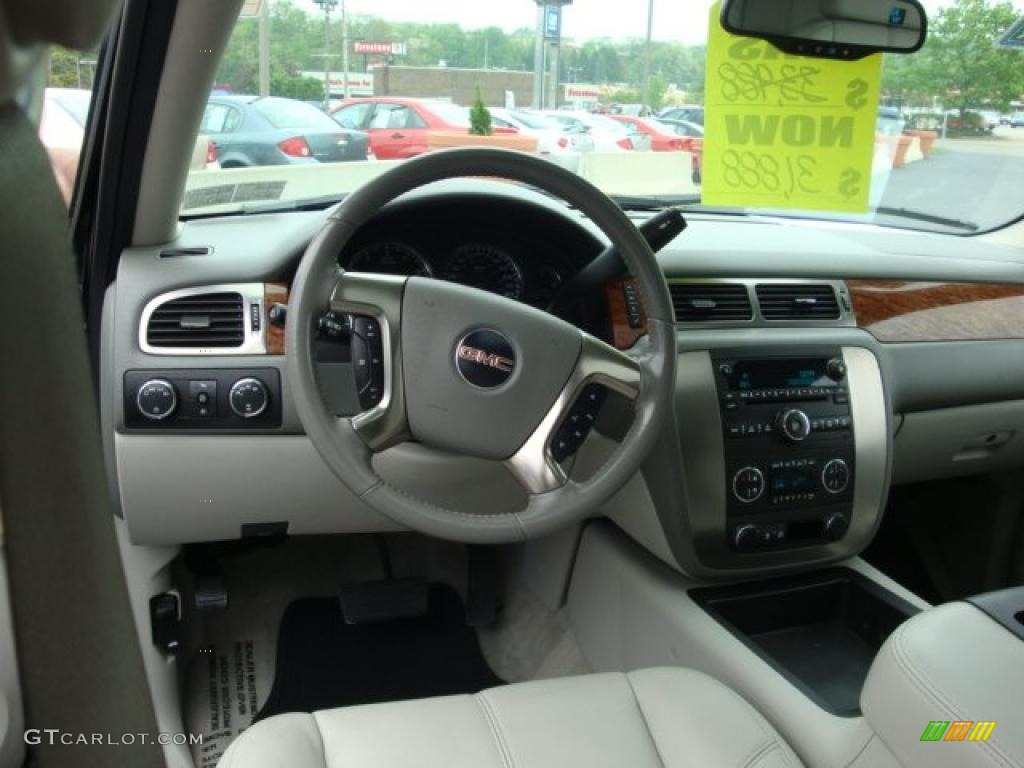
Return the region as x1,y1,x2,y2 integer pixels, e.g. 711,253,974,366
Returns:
755,284,841,321
670,283,753,322
146,291,245,348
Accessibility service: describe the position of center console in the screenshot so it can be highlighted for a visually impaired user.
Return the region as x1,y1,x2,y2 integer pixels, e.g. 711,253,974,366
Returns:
668,345,889,576
715,351,855,552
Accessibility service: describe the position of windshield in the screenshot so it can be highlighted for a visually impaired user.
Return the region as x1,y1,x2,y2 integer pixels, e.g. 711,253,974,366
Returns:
183,0,1024,234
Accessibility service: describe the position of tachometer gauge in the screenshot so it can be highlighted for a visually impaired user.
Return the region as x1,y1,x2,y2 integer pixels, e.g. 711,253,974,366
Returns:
346,242,432,277
441,243,525,300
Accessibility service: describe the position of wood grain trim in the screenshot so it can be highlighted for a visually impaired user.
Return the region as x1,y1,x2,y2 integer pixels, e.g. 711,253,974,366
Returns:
606,278,648,349
264,282,289,355
849,280,1024,342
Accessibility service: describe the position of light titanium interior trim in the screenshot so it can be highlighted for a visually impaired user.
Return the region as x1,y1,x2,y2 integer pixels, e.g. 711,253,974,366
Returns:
506,332,641,495
138,282,267,356
842,345,890,549
668,278,856,329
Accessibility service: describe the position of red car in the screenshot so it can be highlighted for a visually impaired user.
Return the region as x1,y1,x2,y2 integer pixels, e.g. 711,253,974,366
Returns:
609,115,693,152
330,97,517,159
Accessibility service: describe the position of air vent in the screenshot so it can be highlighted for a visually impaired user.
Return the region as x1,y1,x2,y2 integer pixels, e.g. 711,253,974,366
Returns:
670,283,753,322
756,284,841,321
146,291,245,348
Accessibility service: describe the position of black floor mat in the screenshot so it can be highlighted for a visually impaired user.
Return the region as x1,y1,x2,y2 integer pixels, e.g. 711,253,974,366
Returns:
256,584,503,720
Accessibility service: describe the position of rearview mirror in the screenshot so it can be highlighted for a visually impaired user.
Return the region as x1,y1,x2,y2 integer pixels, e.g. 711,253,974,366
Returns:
720,0,927,60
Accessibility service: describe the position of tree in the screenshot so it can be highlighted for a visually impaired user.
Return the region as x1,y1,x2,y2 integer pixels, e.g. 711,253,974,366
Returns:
896,0,1024,114
469,87,493,135
646,75,668,111
271,75,324,101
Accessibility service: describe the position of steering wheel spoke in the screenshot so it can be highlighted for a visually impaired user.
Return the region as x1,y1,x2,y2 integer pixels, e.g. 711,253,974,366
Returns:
506,332,642,496
328,272,410,451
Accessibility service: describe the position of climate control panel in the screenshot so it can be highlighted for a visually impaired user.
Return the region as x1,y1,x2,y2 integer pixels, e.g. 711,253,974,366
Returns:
124,368,282,429
715,351,855,552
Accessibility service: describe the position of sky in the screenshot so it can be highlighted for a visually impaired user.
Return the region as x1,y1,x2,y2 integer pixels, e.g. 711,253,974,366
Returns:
291,0,1024,45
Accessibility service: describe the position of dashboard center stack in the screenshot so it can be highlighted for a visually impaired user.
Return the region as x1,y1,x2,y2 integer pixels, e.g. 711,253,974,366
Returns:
714,352,855,552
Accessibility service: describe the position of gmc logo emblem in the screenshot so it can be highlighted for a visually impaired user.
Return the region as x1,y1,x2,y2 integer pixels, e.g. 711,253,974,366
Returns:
457,344,514,373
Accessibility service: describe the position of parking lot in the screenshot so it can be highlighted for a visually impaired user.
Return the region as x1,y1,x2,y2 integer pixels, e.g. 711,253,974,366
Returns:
876,127,1024,231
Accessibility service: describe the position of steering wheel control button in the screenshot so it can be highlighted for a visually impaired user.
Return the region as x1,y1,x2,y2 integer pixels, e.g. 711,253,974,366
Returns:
454,329,516,389
137,379,177,421
352,316,385,410
732,466,765,503
229,377,269,419
777,408,812,442
822,458,851,494
188,380,218,418
550,384,608,463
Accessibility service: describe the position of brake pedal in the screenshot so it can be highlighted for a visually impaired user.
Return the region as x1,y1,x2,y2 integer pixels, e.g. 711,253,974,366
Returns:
339,579,429,624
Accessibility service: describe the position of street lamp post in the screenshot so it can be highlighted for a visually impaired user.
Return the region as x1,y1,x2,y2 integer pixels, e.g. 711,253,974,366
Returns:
341,0,350,99
642,0,654,113
314,0,339,106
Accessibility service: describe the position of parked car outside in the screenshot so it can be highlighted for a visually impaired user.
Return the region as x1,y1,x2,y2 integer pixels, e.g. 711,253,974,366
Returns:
658,104,704,125
1010,111,1024,128
609,115,695,151
41,87,217,203
203,94,370,167
330,97,518,159
656,117,705,144
607,103,654,117
490,108,593,170
978,110,1001,131
540,110,651,152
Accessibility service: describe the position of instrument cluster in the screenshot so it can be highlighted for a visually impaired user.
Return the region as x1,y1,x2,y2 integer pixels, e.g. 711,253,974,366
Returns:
341,238,565,307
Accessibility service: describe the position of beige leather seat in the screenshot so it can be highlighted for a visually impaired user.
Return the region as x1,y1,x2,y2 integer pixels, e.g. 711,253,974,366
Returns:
220,667,803,768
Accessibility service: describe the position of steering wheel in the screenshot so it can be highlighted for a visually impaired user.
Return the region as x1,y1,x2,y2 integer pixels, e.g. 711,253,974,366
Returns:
286,148,677,543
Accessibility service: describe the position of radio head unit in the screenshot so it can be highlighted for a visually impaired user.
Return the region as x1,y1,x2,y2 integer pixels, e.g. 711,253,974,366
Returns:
714,351,855,553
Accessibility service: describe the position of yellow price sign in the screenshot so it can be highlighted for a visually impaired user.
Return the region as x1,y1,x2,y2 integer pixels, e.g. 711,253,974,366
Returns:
702,2,882,213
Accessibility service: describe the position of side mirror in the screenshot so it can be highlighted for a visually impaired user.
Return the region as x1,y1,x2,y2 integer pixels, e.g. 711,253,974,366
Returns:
720,0,927,60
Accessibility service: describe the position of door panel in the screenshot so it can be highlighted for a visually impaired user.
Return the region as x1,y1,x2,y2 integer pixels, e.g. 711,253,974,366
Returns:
367,104,428,159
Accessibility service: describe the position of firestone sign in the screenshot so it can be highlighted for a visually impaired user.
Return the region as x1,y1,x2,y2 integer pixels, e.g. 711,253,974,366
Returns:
353,40,408,56
564,84,600,101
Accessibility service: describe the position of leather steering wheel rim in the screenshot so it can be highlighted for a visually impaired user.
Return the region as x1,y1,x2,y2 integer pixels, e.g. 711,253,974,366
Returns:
286,147,677,543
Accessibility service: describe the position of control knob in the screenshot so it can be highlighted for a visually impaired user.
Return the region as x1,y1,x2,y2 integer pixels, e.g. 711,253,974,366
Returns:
733,524,761,553
732,466,765,503
229,377,269,419
777,408,812,442
824,512,850,542
821,458,850,494
137,379,177,421
826,357,848,381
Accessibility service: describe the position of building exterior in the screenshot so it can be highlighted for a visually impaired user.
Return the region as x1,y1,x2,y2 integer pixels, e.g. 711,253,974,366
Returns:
371,65,537,107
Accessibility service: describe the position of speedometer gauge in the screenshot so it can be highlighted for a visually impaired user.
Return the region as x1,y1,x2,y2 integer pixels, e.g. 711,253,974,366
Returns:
346,242,432,277
441,243,525,300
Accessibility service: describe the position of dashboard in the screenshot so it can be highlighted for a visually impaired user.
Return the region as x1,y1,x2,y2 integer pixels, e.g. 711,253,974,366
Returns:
105,180,1024,579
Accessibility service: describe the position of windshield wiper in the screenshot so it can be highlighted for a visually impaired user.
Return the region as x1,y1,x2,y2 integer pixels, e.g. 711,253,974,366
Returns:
871,206,979,232
611,194,703,211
